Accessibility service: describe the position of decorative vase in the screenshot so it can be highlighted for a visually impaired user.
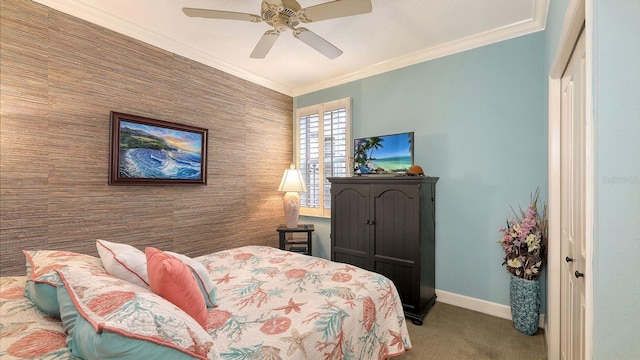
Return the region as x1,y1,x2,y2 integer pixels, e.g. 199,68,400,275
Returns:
510,275,540,335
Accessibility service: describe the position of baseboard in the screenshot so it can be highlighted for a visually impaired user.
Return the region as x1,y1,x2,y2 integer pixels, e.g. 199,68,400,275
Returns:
436,289,545,329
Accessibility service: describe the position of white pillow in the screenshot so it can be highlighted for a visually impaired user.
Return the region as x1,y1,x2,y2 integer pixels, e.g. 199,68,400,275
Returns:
167,251,217,307
96,239,149,288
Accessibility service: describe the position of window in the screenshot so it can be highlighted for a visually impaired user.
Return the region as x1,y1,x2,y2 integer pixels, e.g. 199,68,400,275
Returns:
296,97,351,217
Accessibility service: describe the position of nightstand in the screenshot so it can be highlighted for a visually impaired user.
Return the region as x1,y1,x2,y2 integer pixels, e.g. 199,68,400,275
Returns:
277,224,314,256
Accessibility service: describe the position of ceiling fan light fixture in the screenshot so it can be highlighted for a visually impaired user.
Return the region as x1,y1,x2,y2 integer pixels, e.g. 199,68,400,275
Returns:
271,15,291,32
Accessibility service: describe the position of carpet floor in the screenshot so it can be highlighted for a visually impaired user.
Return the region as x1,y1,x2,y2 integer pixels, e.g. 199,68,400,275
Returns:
396,302,547,360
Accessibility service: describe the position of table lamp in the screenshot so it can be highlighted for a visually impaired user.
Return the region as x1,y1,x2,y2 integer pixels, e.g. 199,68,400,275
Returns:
278,164,307,228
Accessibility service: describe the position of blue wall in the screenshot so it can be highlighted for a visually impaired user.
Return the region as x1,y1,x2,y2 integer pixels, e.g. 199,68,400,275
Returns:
297,1,640,357
296,32,547,310
592,0,640,358
545,0,570,73
545,0,640,358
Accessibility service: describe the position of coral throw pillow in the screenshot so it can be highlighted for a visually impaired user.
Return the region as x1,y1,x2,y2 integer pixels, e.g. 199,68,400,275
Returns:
145,247,208,328
166,251,217,307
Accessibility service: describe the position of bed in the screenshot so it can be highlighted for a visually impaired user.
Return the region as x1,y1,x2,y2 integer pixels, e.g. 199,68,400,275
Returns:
0,244,412,359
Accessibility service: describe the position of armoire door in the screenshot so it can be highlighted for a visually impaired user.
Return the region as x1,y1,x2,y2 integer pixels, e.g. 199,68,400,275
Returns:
330,183,371,269
370,184,421,314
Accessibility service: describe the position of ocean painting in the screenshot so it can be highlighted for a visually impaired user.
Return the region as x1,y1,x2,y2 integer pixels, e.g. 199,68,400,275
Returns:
118,121,203,180
109,111,208,185
354,132,413,174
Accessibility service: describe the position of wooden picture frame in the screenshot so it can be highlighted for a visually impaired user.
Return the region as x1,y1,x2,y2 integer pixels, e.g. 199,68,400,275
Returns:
109,112,207,185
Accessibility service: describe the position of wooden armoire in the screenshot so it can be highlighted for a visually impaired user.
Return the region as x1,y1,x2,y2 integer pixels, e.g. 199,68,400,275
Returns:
327,176,438,325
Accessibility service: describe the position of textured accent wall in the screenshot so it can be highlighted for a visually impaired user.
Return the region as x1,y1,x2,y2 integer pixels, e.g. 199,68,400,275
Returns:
0,0,293,275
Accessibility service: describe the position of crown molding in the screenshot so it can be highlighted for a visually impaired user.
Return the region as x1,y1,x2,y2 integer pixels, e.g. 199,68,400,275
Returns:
293,0,548,96
33,0,548,98
32,0,293,96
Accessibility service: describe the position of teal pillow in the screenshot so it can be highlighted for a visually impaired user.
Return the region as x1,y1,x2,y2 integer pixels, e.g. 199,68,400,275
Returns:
66,315,211,359
24,280,60,317
23,250,105,318
55,266,219,360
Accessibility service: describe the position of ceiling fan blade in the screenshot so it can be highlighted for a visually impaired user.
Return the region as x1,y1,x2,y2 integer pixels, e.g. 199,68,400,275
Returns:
250,31,280,59
293,28,343,59
182,8,262,22
301,0,372,23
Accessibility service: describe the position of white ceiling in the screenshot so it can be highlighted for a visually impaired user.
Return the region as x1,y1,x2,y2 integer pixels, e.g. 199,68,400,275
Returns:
32,0,548,96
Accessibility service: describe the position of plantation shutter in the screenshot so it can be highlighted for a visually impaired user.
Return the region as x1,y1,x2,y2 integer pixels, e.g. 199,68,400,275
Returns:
296,98,351,217
323,108,347,209
299,113,320,209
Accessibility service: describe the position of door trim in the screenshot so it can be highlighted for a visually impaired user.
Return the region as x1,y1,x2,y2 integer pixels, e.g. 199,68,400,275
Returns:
547,0,593,358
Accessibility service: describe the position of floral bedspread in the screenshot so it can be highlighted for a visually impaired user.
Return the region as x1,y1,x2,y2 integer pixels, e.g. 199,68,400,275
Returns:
0,246,412,360
0,276,77,359
196,246,412,360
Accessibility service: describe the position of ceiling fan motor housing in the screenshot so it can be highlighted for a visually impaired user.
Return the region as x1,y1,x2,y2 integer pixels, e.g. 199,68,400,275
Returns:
262,0,302,31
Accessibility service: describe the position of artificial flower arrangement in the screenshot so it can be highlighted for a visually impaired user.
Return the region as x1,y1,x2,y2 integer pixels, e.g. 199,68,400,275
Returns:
498,189,548,281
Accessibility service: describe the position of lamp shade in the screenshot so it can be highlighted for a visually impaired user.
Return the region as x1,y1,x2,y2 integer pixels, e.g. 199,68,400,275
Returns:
278,164,307,193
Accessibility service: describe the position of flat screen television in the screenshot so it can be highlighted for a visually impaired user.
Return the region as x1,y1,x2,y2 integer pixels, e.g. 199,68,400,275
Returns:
353,132,414,174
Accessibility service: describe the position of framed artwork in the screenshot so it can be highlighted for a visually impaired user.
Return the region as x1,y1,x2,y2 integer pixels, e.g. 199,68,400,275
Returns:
109,112,208,185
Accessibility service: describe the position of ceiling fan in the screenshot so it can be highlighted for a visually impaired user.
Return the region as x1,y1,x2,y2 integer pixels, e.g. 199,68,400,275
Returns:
182,0,372,59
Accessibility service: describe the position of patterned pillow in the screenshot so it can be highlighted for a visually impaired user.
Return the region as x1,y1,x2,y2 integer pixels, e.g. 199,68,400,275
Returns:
23,250,105,317
166,251,217,307
146,247,208,328
96,239,150,288
55,265,219,360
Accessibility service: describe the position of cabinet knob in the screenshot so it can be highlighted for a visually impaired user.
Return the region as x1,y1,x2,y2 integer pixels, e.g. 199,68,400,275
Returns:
565,256,574,263
574,271,584,278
